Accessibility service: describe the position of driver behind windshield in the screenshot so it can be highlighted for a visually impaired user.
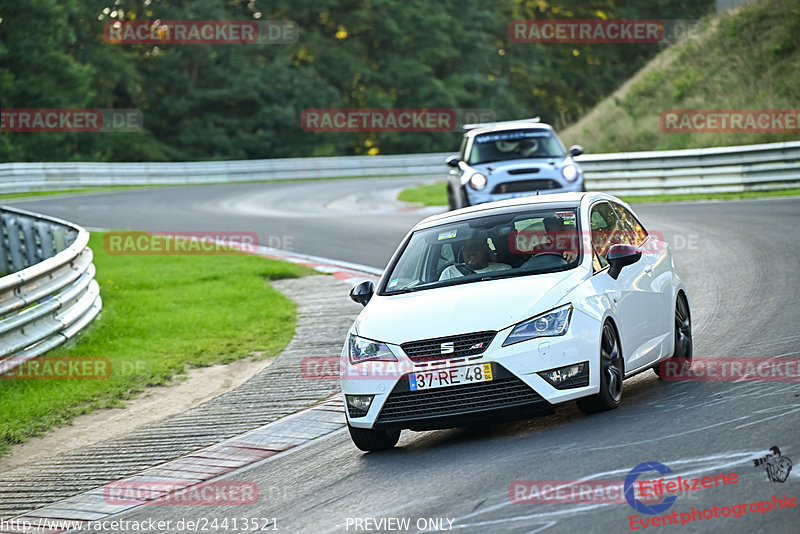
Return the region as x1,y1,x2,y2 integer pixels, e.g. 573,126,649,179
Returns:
517,138,539,157
530,216,579,263
439,233,511,280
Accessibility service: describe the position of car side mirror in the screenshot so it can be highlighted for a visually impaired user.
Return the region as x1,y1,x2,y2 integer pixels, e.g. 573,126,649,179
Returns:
607,244,641,280
445,155,460,168
349,280,375,306
569,145,584,157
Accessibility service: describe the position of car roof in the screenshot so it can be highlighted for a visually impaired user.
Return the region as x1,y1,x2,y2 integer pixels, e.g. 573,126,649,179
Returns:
413,192,627,230
465,121,555,138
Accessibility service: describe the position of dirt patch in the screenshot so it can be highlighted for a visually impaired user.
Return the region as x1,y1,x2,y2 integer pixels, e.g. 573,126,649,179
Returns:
0,356,274,473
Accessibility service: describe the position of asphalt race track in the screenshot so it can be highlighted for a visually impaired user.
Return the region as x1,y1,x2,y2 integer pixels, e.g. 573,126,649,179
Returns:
9,181,800,533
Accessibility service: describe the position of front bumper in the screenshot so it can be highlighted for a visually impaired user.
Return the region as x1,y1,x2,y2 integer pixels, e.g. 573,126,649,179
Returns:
371,364,554,431
342,309,602,430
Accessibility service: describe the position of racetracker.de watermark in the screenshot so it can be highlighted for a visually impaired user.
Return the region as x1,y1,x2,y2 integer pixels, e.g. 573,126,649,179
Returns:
661,109,800,133
302,356,420,380
0,109,142,133
300,108,496,133
104,20,298,44
507,229,699,255
510,19,662,43
510,480,662,504
102,231,292,255
302,357,495,382
509,19,701,44
1,517,277,533
658,357,800,381
301,108,459,132
0,357,111,380
103,481,258,505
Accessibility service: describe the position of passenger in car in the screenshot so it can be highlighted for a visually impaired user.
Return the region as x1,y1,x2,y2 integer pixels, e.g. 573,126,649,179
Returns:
439,234,511,280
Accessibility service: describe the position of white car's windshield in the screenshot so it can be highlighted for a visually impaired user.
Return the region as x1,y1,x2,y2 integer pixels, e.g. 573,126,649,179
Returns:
467,130,566,165
382,207,583,294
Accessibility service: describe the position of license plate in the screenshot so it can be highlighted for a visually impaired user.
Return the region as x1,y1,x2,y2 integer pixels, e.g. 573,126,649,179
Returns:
409,363,493,391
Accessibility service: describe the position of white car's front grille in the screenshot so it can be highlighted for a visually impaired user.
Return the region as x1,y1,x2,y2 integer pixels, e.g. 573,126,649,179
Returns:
400,331,496,363
375,373,547,425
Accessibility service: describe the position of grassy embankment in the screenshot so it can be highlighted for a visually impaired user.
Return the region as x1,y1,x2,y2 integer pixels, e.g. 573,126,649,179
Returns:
0,232,316,457
401,0,800,206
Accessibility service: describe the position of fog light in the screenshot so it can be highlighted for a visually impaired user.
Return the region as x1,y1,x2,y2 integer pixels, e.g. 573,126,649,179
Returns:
538,362,589,389
345,394,374,418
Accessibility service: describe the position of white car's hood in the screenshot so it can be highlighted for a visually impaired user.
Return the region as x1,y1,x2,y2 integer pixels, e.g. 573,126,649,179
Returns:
354,268,589,344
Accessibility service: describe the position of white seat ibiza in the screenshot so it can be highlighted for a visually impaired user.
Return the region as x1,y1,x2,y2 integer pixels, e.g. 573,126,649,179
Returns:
342,192,692,451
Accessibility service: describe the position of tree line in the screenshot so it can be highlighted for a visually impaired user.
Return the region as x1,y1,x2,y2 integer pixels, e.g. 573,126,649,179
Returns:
0,0,712,162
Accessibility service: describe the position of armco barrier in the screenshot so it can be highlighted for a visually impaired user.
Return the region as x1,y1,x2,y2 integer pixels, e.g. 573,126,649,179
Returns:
576,140,800,195
0,141,798,196
0,206,101,374
0,153,448,194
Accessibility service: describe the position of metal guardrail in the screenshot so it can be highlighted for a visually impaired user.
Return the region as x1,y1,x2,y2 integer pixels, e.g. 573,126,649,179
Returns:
0,141,797,196
0,154,448,194
576,140,800,195
0,206,102,374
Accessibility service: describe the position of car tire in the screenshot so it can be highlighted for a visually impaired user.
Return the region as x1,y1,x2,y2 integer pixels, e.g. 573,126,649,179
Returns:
460,188,471,209
448,186,469,211
577,321,623,414
654,294,692,378
450,186,470,210
347,424,400,452
447,186,457,211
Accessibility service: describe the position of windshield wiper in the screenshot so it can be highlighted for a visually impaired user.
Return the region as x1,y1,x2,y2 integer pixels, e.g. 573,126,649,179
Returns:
386,287,421,294
479,269,549,281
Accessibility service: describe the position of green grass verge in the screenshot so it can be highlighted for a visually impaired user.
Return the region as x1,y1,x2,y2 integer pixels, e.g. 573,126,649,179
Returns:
397,182,451,206
0,232,316,457
398,182,800,206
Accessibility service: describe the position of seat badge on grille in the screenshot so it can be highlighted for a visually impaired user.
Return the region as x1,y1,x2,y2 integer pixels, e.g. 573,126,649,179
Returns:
470,342,485,350
440,342,455,354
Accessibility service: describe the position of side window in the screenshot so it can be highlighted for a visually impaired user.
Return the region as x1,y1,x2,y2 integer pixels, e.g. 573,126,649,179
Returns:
589,202,629,269
611,203,648,246
459,137,469,161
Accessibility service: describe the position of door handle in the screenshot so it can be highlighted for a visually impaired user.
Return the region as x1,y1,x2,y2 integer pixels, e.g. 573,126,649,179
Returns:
644,265,653,273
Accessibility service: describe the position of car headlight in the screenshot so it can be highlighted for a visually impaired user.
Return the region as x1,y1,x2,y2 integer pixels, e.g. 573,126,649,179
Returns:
561,164,579,182
348,335,398,364
502,304,573,346
468,173,488,190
